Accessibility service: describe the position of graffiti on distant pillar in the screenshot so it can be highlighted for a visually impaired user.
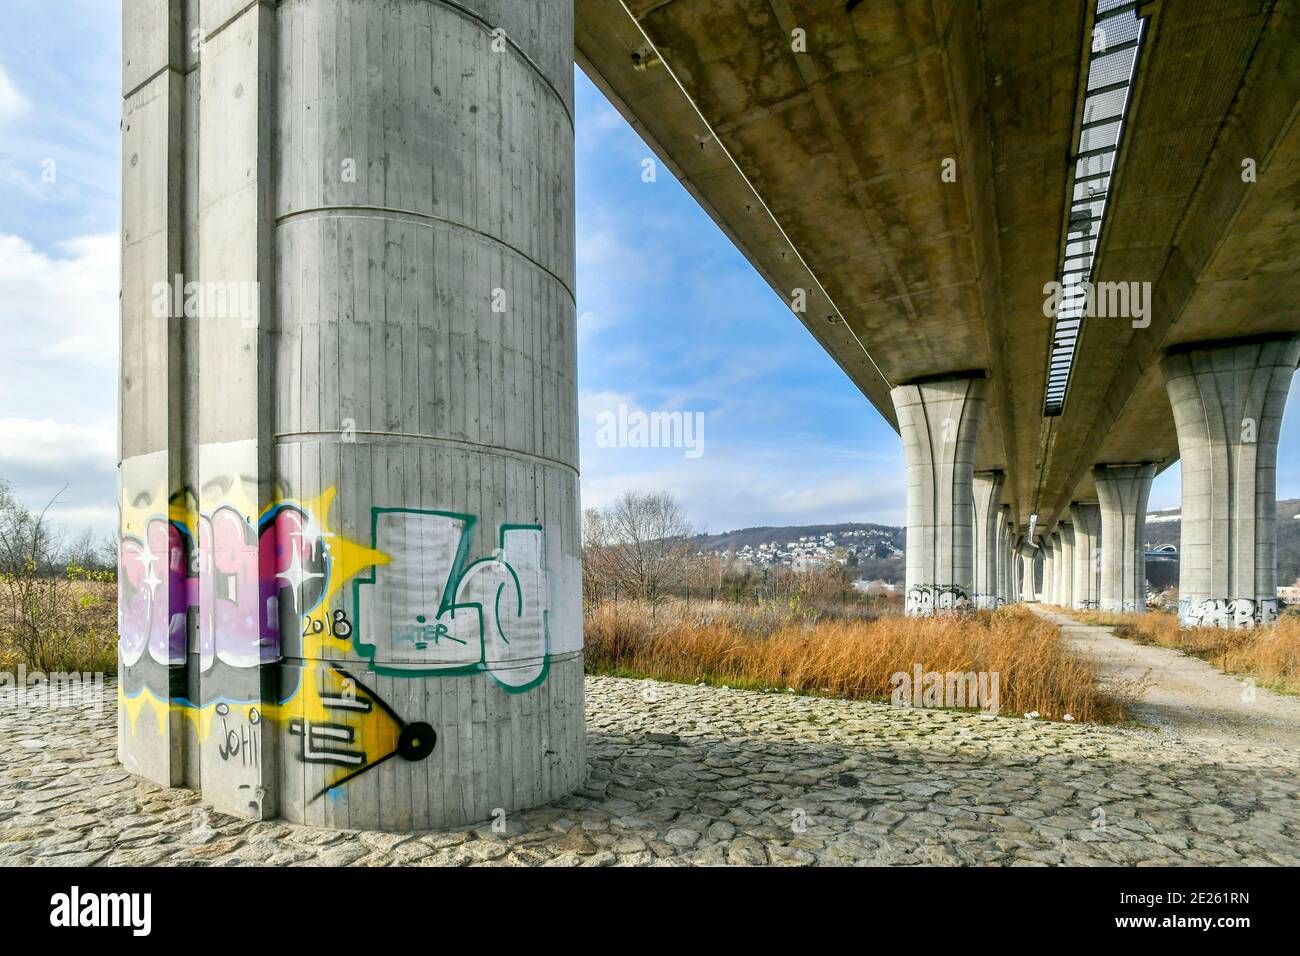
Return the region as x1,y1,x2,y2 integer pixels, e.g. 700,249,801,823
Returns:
1180,597,1277,629
354,509,550,692
973,594,1001,611
905,584,973,616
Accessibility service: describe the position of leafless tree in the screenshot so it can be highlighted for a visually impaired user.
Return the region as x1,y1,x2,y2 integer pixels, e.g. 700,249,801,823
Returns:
582,491,697,602
0,481,75,669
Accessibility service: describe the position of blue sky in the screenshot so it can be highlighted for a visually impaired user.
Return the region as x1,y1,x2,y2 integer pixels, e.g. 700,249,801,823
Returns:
0,3,1295,540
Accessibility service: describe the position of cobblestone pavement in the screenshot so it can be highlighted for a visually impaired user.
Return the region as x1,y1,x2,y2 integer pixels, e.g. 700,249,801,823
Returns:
2,676,1297,866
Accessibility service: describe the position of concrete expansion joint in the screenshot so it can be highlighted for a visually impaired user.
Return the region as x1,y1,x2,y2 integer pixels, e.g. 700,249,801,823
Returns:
276,205,577,305
209,0,277,45
405,0,575,131
122,65,184,103
274,429,581,477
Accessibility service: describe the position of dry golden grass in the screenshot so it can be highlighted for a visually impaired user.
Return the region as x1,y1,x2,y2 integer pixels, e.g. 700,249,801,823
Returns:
584,599,1133,724
0,578,117,674
1065,607,1300,695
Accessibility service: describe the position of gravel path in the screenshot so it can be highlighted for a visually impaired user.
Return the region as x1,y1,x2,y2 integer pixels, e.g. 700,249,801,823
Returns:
1,675,1297,866
1034,605,1300,750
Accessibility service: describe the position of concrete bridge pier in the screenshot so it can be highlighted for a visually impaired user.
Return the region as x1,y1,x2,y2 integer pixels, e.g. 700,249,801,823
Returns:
972,471,1005,609
1055,523,1075,609
1070,502,1102,610
995,505,1013,604
1162,336,1300,628
892,375,987,615
118,0,584,830
1094,465,1157,613
1041,535,1057,605
1017,540,1038,601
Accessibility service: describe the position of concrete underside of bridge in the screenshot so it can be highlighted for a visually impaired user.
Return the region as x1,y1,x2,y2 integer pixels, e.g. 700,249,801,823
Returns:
577,0,1300,615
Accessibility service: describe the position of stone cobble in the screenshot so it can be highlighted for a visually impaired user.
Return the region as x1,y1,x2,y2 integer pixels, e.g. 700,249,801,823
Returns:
1,677,1297,866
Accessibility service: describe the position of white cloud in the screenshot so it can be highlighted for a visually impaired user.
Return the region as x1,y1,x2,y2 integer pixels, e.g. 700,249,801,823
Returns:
578,440,905,533
0,232,119,371
0,233,119,538
0,417,117,537
0,63,28,123
0,418,114,471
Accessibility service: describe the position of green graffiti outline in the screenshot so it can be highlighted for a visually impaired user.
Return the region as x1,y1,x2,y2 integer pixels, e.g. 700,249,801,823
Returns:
351,509,551,693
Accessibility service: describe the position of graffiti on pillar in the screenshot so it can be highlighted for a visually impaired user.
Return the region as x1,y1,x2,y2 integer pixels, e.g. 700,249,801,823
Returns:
905,584,973,616
286,663,437,802
1180,597,1278,629
353,509,551,692
117,469,435,801
119,484,388,678
215,703,260,769
119,461,554,803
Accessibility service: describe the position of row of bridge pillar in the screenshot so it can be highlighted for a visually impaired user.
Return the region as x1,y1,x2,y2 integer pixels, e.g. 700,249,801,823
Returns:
897,336,1299,628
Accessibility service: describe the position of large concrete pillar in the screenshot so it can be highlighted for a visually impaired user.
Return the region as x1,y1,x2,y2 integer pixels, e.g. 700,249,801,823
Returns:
1094,465,1156,613
892,375,987,615
995,505,1012,604
1017,540,1038,601
118,0,584,829
1070,502,1102,609
1048,531,1065,605
1056,522,1075,609
1041,535,1057,604
1162,336,1300,628
972,471,1005,609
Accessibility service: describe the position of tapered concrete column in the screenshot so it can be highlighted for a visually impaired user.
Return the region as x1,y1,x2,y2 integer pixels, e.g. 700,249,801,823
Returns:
119,0,583,829
995,505,1012,603
1041,536,1057,604
1162,336,1300,627
1094,465,1156,613
1056,523,1075,609
972,471,1005,609
892,375,987,615
1017,540,1038,601
1070,502,1102,609
1053,531,1069,604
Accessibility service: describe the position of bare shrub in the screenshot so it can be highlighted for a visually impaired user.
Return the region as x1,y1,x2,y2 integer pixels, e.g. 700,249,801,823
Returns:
0,482,116,673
